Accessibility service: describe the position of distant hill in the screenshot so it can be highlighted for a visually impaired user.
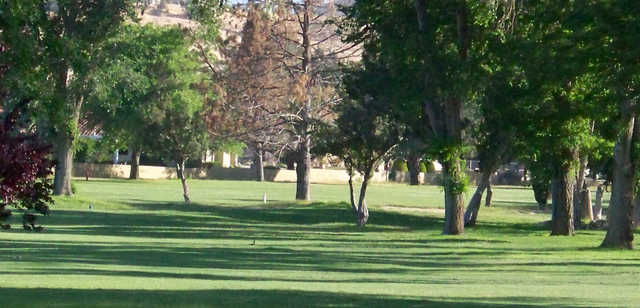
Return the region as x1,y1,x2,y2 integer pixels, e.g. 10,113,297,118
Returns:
139,2,244,42
139,1,358,62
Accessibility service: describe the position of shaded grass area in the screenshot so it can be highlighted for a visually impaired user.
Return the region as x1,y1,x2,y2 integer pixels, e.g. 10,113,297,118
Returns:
0,288,597,308
0,179,634,307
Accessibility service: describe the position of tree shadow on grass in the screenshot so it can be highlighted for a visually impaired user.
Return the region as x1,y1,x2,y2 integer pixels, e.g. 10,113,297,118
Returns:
2,230,628,279
0,202,622,307
0,235,522,275
1,288,596,308
491,185,531,190
28,203,549,244
4,197,551,250
49,201,439,233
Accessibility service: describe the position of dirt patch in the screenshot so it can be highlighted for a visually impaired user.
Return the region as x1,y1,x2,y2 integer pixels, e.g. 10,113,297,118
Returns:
381,205,444,215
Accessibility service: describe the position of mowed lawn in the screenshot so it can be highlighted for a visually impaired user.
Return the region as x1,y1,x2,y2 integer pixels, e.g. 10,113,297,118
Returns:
1,178,638,307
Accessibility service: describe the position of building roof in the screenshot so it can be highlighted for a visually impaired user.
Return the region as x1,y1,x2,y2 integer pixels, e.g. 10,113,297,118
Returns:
78,118,103,139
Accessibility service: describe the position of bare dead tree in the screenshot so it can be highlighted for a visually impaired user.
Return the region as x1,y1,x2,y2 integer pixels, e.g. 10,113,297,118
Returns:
266,0,356,200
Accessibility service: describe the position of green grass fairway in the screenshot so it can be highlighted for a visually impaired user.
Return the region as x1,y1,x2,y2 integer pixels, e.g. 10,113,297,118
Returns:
1,179,637,307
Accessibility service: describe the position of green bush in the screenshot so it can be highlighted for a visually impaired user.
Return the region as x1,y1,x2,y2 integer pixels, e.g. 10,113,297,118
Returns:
74,137,98,163
422,160,436,173
74,137,114,163
392,160,408,172
210,140,247,155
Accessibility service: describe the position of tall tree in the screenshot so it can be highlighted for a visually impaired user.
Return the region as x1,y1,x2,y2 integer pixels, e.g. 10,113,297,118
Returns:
506,1,602,235
577,0,640,248
0,0,136,195
192,0,349,200
87,24,163,180
414,0,473,235
343,0,486,234
224,3,288,181
461,1,529,226
270,0,347,201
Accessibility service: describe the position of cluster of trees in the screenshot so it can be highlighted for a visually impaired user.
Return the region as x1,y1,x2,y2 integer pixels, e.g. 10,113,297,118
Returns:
330,0,640,249
0,1,225,204
1,0,139,226
1,0,346,205
2,0,640,249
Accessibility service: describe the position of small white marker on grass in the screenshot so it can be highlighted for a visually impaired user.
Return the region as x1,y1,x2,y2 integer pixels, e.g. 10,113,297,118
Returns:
263,192,267,205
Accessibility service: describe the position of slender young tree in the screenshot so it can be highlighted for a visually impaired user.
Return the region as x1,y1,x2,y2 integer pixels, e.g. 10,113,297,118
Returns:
461,1,528,226
89,25,210,203
316,63,400,226
144,27,210,204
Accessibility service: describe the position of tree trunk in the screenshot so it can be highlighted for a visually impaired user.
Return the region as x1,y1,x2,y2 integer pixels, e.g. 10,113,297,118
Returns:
594,185,603,220
633,197,640,229
601,115,637,249
52,64,81,196
415,1,467,235
407,154,421,185
583,188,593,222
532,181,550,210
286,155,295,170
573,186,582,230
347,171,357,215
550,164,575,236
464,169,490,227
356,176,370,227
576,156,590,220
295,0,312,201
176,160,191,204
255,143,265,182
295,137,311,201
442,159,465,235
53,134,74,195
485,183,493,207
576,157,587,192
129,145,141,180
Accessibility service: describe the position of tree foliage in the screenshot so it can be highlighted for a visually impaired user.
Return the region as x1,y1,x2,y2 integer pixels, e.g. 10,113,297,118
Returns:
88,24,210,203
341,0,494,234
